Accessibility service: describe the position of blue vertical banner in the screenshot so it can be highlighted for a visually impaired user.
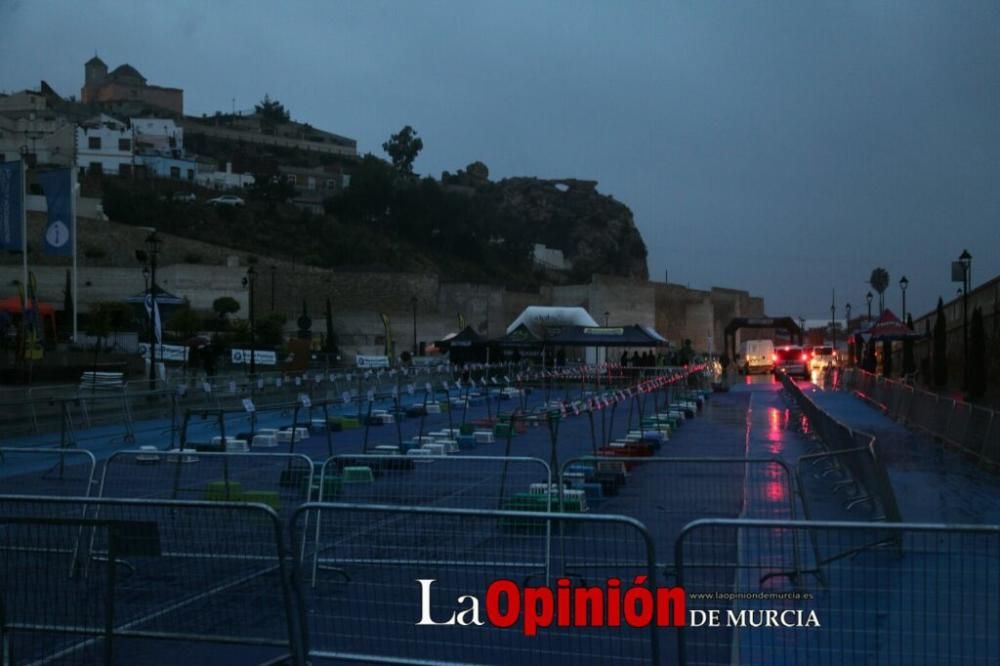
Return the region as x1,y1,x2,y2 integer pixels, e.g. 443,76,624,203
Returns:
38,168,73,256
0,160,24,250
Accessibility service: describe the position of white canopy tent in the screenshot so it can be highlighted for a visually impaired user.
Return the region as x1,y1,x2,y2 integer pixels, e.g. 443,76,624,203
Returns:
505,306,602,364
505,306,600,336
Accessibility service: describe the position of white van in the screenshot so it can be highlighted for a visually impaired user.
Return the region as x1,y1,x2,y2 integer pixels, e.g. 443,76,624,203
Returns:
739,339,775,374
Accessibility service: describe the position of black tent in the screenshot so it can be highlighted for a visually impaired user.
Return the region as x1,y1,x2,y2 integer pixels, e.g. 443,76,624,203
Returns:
125,284,188,306
437,325,488,364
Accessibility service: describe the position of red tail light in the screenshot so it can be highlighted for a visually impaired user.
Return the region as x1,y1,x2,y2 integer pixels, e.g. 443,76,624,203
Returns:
772,354,777,362
801,353,808,362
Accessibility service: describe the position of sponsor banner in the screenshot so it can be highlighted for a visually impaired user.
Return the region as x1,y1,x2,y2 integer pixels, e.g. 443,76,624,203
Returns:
139,342,189,362
356,354,390,368
231,349,277,366
412,355,448,366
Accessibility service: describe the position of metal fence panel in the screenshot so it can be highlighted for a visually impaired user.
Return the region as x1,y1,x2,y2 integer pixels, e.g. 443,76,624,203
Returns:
676,519,1000,666
963,407,992,458
290,503,660,665
0,447,96,498
0,514,116,665
0,495,298,663
318,454,551,510
560,456,798,572
929,396,954,439
97,450,314,523
894,383,915,424
944,400,972,450
909,389,937,434
982,413,1000,468
780,374,901,522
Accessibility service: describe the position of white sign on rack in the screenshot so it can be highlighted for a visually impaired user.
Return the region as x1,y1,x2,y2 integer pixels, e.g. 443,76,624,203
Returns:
231,349,277,366
356,355,390,369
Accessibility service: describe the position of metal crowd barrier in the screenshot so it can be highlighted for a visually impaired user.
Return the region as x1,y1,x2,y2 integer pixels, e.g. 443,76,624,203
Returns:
290,502,661,666
675,518,1000,666
317,454,551,509
0,447,97,498
0,495,298,665
559,456,801,574
97,449,313,508
841,368,1000,468
778,372,902,522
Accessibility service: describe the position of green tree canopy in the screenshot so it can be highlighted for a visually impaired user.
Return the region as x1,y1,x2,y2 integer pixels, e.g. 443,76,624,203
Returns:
213,296,240,319
382,125,424,174
255,94,290,124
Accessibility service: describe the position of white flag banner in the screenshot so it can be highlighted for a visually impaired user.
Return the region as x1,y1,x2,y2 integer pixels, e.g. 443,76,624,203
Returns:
143,294,162,344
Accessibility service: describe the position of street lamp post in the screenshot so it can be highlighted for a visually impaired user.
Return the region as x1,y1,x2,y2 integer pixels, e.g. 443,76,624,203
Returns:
830,301,836,351
411,296,418,356
899,276,909,321
604,311,609,326
959,250,971,388
242,266,257,376
845,303,852,365
136,231,162,391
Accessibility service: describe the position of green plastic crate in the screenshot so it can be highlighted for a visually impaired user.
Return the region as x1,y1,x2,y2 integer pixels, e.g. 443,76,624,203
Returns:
204,481,243,502
242,490,280,511
342,466,374,483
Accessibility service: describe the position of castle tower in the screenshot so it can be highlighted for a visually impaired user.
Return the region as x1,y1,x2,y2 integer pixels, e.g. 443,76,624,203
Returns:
82,55,107,103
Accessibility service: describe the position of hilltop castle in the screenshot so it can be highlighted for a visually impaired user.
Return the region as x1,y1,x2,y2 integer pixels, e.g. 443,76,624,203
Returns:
81,55,183,116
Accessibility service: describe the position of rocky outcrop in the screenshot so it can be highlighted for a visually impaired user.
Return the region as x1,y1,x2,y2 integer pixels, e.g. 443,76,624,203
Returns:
442,162,648,280
484,173,648,281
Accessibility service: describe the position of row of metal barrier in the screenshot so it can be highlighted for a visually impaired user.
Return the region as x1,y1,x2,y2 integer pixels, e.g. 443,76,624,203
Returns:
838,368,1000,467
778,372,903,523
0,362,689,442
4,491,998,665
7,367,993,664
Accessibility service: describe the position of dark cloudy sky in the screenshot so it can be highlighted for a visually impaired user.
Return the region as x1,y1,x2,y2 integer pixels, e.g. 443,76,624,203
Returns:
2,1,998,320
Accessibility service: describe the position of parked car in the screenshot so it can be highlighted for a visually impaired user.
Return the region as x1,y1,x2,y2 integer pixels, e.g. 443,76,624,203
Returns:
173,191,197,203
773,345,810,378
207,195,245,207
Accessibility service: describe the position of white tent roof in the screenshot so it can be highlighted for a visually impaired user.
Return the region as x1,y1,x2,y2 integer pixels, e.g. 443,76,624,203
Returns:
506,306,599,337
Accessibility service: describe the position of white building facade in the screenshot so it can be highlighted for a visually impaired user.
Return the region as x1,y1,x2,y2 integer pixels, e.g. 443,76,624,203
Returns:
75,114,135,176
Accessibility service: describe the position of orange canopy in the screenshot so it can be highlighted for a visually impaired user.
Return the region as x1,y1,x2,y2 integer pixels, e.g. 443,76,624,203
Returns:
0,295,56,315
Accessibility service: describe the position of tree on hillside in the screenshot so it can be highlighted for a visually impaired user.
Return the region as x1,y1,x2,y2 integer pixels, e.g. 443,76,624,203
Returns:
249,174,297,209
325,154,395,222
255,94,290,124
869,268,890,313
382,126,423,174
213,296,240,322
933,297,948,387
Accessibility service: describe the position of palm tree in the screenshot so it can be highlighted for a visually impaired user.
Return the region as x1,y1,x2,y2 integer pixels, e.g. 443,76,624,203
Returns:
869,268,890,314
